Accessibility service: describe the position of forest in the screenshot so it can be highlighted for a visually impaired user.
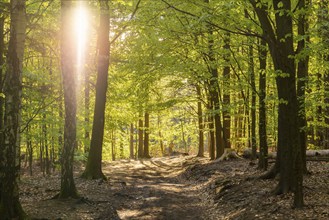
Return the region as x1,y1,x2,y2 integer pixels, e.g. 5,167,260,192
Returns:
0,0,329,219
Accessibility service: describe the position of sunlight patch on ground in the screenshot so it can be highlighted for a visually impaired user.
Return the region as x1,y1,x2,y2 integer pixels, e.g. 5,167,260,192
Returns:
117,209,144,219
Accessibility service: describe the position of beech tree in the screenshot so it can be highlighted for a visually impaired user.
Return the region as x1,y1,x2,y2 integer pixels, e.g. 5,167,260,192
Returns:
58,0,78,198
249,0,304,207
82,0,110,180
0,0,27,218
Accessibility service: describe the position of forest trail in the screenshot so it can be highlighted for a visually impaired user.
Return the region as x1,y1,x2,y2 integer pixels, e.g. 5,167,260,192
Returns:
21,156,329,220
21,155,212,220
104,156,208,220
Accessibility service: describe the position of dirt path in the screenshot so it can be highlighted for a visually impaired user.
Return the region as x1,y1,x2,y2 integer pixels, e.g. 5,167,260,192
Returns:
22,156,329,219
104,156,208,220
22,156,210,220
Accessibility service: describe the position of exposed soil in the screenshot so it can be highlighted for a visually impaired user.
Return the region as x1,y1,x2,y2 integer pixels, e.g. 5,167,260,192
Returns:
20,156,329,219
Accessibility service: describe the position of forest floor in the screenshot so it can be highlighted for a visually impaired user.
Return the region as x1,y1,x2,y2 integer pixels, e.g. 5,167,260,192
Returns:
20,155,329,220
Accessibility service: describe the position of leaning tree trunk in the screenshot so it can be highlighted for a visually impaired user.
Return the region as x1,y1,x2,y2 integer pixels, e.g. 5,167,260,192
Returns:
0,0,27,218
82,0,110,180
59,0,78,198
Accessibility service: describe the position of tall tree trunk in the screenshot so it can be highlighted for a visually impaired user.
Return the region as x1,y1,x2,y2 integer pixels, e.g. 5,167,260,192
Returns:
0,15,4,134
296,0,309,171
0,12,5,203
84,67,90,154
26,124,33,176
0,0,27,217
138,117,144,158
111,130,116,161
59,0,78,198
208,40,224,159
157,115,164,155
143,112,151,158
208,114,215,160
42,111,50,175
319,0,329,149
82,0,110,180
222,33,231,149
204,0,224,159
196,85,204,157
249,38,257,160
250,0,303,207
257,38,268,170
130,123,134,159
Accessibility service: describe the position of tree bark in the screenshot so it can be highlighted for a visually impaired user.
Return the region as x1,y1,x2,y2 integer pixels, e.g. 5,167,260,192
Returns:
250,0,304,208
130,123,134,159
222,33,231,149
0,0,27,217
59,0,78,198
0,12,5,203
296,0,309,172
82,0,110,180
257,38,268,170
138,117,144,158
143,112,151,158
84,66,90,154
196,85,204,157
247,36,257,160
318,0,329,149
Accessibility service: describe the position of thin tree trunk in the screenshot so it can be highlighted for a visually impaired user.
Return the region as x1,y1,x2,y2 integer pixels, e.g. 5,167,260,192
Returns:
0,15,5,201
143,112,151,158
82,0,110,180
84,68,90,154
157,115,164,155
249,38,257,160
258,38,268,170
196,85,204,157
130,123,134,159
138,117,144,158
208,114,215,160
296,0,309,172
222,34,231,149
111,130,116,161
59,0,78,198
319,0,329,149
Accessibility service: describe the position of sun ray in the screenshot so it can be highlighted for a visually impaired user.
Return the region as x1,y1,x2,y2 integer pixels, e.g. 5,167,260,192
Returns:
73,4,89,82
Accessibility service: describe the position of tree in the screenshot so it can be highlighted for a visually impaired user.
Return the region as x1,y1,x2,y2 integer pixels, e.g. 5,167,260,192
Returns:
0,0,27,218
82,0,110,180
257,38,268,170
249,0,304,207
138,116,144,158
296,0,310,172
143,112,151,158
196,85,204,157
58,0,78,198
